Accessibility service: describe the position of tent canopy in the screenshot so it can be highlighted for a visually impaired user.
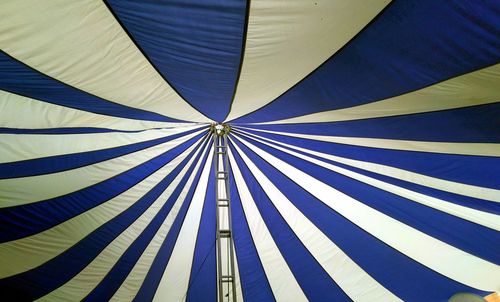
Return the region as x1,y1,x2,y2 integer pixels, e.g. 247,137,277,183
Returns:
0,1,499,301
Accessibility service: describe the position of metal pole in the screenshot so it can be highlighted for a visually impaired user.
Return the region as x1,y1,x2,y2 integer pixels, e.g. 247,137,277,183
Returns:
212,124,237,302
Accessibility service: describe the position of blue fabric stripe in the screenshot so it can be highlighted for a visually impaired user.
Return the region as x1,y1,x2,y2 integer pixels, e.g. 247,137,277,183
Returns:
229,139,351,302
231,135,489,300
0,52,177,122
82,137,210,302
186,161,216,302
234,0,500,122
0,133,205,243
133,142,211,302
0,127,205,179
228,163,275,302
236,130,500,215
356,172,500,215
235,102,500,143
0,136,208,301
0,127,164,134
233,127,500,190
233,133,500,265
106,0,247,121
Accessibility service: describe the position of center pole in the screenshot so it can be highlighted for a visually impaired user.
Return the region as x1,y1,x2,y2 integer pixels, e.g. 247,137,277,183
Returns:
211,123,237,302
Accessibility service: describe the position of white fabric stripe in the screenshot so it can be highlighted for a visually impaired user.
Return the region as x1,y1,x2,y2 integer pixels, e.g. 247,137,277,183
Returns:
0,90,197,131
225,0,389,121
228,148,307,301
231,242,244,302
235,126,500,157
152,145,213,302
234,131,500,231
109,142,210,302
0,129,205,207
0,1,209,122
235,128,500,202
0,136,204,279
231,139,401,302
37,138,209,302
0,125,204,164
254,64,500,124
232,136,500,292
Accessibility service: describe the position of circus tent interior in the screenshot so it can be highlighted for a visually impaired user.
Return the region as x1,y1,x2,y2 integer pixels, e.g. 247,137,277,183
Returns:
0,1,499,301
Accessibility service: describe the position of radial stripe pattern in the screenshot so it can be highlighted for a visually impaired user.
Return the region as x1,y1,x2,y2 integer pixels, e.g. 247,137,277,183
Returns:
0,1,499,301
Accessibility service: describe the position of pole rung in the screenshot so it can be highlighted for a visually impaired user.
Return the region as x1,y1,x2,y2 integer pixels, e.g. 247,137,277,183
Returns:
219,230,231,238
216,171,228,180
217,200,229,206
221,275,234,280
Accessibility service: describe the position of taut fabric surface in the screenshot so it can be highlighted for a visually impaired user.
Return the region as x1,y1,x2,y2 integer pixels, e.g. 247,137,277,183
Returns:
0,1,499,301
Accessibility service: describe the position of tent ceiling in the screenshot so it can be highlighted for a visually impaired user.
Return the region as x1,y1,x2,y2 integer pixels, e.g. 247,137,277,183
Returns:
0,0,499,301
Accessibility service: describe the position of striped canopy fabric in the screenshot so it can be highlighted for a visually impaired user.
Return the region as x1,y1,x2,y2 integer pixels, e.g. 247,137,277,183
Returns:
1,1,499,301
